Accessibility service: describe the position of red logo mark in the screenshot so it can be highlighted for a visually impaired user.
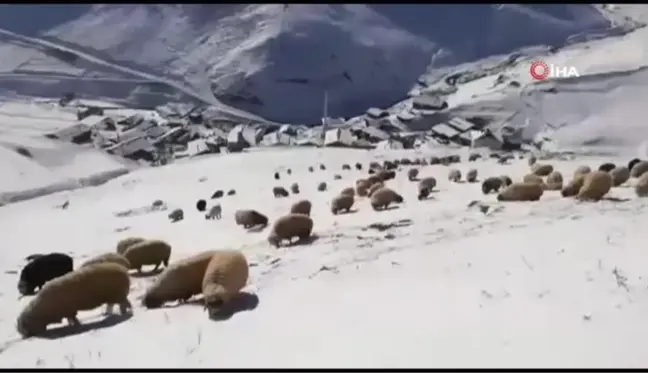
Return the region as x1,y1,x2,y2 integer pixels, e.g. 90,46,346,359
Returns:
530,61,549,80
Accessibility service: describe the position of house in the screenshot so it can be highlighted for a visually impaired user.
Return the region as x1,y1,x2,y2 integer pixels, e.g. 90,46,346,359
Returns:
324,128,354,147
295,128,324,147
412,94,448,112
105,137,156,162
45,124,93,145
80,115,117,131
366,107,390,119
430,123,460,141
472,129,504,150
446,117,475,133
226,125,250,152
375,139,404,150
262,131,293,147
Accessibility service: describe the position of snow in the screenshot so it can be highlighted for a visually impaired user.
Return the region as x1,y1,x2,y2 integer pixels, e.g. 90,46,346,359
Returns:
1,147,648,367
0,5,622,123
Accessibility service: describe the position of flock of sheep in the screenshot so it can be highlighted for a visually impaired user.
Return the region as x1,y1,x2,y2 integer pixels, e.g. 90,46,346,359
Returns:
14,151,648,339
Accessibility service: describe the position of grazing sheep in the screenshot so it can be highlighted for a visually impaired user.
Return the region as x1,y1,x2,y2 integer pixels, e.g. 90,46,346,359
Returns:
528,155,537,166
274,172,280,180
481,177,503,195
448,155,461,163
448,169,461,182
377,170,396,182
123,240,171,273
340,187,355,197
356,179,371,197
287,168,292,175
116,237,146,255
16,263,132,338
355,162,362,170
267,213,314,248
545,171,564,190
319,164,326,171
205,204,222,220
497,183,544,202
333,174,342,180
308,166,314,173
196,199,207,212
576,171,612,202
573,165,591,179
412,158,422,166
152,199,164,208
211,190,224,199
420,158,429,166
635,172,648,197
342,164,351,170
290,183,300,194
234,209,268,229
290,200,312,216
466,169,478,183
367,182,385,197
81,252,131,269
417,177,437,200
500,175,512,187
561,175,586,197
407,168,419,181
202,250,249,316
609,166,630,187
370,187,404,211
369,161,381,170
142,251,217,308
368,168,376,175
531,163,553,177
468,153,481,162
317,182,327,192
429,156,440,165
598,162,616,172
168,208,184,222
401,158,412,165
331,194,355,214
630,160,648,178
383,160,397,171
523,173,546,188
628,158,642,172
227,189,236,196
18,253,74,296
273,186,290,198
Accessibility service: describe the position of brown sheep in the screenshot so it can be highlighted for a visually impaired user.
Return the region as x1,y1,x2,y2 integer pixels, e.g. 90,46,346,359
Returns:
81,252,131,270
407,168,419,181
522,173,546,188
481,177,503,195
290,182,300,194
531,163,553,177
628,158,642,172
317,182,327,191
466,169,478,183
116,237,145,255
468,153,481,162
609,166,630,187
528,155,537,166
598,162,616,172
201,250,249,317
377,170,396,182
340,187,355,197
370,187,404,211
448,169,461,182
367,182,385,197
273,186,289,198
17,263,131,338
500,175,512,187
290,200,312,216
331,194,355,215
234,209,268,229
412,158,422,166
267,213,314,248
417,177,437,200
561,174,586,197
369,161,381,170
356,179,371,197
545,171,564,191
401,158,412,165
497,182,544,202
123,240,171,273
576,171,612,201
630,160,648,178
383,160,397,170
342,164,351,170
635,172,648,197
319,164,326,171
573,165,591,179
142,251,217,308
429,156,440,165
308,166,314,173
355,162,363,171
333,174,342,180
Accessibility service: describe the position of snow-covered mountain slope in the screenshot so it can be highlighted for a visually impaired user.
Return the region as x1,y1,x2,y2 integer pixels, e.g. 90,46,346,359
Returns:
2,148,648,368
0,4,623,123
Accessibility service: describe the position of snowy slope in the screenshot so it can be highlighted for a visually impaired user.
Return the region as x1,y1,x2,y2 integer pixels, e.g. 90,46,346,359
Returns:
0,4,620,123
1,148,648,368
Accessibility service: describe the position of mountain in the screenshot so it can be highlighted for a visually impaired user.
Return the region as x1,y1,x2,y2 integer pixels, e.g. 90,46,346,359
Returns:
0,5,615,123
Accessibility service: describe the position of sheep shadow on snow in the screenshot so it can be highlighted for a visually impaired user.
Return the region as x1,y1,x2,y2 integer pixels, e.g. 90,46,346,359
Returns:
171,292,260,321
246,224,268,233
335,208,359,215
129,267,164,278
281,233,321,248
37,312,133,340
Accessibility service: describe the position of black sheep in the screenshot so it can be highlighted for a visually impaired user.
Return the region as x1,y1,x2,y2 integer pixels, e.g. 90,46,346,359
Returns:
196,199,207,212
18,253,73,295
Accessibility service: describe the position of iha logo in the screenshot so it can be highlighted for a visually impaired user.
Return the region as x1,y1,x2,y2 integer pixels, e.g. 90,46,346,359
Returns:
529,60,579,80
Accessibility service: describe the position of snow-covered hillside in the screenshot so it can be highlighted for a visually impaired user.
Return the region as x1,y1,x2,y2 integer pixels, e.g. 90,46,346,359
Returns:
0,4,627,123
2,147,648,368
